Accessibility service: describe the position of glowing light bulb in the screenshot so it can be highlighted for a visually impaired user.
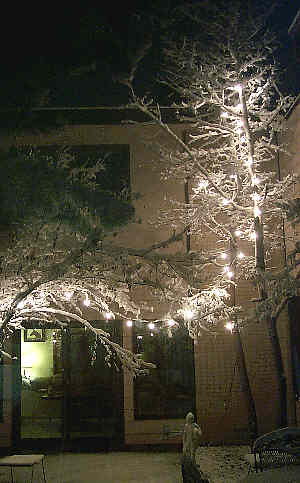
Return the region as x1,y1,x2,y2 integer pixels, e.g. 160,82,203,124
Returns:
83,297,90,307
126,320,133,327
254,206,262,217
224,266,230,272
225,322,234,332
227,271,234,278
198,180,209,190
167,319,176,327
237,252,245,259
234,230,242,237
183,309,194,320
105,312,114,320
148,322,155,330
17,300,25,309
150,332,154,337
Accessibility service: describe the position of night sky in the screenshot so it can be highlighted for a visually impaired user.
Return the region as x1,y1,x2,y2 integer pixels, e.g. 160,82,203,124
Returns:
0,0,299,109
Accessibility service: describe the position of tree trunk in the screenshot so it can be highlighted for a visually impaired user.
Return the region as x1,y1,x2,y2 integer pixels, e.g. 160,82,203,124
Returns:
234,327,258,443
266,317,288,427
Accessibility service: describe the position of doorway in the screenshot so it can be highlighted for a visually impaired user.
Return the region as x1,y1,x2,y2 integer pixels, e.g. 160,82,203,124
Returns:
19,321,124,445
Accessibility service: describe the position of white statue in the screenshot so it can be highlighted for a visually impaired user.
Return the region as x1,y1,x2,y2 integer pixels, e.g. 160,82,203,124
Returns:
183,412,203,464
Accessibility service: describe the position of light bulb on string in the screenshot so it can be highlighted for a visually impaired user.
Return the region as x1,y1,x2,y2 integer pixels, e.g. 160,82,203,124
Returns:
252,176,260,186
83,296,90,307
225,321,234,332
183,308,194,320
167,319,176,327
105,311,115,321
253,206,262,217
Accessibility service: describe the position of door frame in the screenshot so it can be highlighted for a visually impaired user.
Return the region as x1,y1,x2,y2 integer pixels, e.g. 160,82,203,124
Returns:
14,320,124,449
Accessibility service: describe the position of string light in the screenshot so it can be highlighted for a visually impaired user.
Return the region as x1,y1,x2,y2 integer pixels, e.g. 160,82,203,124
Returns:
183,308,194,320
253,206,262,217
225,321,234,332
148,322,155,330
237,252,245,259
83,297,90,307
126,320,133,327
17,300,25,309
234,230,242,237
167,319,176,327
105,312,115,320
198,180,209,190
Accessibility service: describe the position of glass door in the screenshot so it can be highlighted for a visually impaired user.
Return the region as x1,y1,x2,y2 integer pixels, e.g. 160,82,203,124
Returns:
66,322,123,442
20,328,64,439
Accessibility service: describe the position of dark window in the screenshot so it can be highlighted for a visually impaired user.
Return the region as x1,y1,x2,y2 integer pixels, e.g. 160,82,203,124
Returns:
134,323,195,419
38,144,130,195
289,297,300,399
0,356,3,422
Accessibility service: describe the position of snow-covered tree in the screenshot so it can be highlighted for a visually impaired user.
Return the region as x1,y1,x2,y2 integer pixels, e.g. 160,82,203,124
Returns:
130,0,299,427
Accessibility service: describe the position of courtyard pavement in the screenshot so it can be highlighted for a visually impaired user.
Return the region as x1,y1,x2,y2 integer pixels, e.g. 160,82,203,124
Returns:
0,448,299,482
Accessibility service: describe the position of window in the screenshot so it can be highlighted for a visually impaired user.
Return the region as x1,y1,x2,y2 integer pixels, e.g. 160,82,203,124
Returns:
37,144,130,195
289,297,300,399
134,323,195,419
0,356,3,422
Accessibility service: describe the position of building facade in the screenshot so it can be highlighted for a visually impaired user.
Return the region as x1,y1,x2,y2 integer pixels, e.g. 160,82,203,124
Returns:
0,103,299,452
